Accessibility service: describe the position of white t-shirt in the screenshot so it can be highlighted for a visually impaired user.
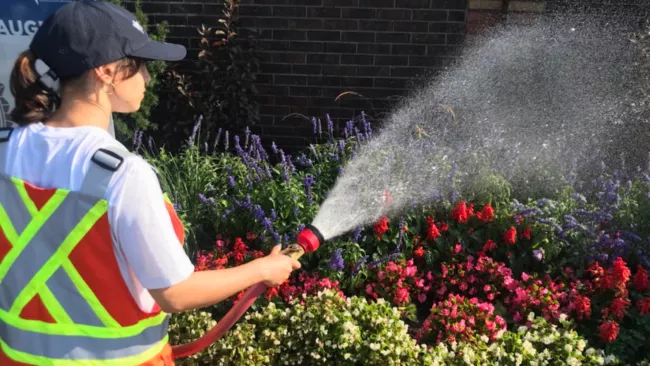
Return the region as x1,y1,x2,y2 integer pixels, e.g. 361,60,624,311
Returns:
1,123,195,312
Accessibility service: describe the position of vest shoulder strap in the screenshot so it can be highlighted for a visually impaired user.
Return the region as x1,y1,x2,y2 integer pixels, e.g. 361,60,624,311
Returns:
0,127,14,175
80,145,163,199
0,127,13,142
80,145,134,199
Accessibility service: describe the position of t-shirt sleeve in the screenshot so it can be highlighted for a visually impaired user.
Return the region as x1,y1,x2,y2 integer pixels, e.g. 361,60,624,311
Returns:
106,156,195,290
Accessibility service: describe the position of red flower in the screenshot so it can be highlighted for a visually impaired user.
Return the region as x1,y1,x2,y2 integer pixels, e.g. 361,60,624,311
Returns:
599,321,619,343
637,298,650,315
519,227,532,240
414,246,425,257
384,190,392,206
482,239,497,252
438,222,449,232
569,295,591,320
634,265,649,293
587,262,605,278
612,257,631,287
394,287,410,305
609,297,629,320
373,216,389,238
476,203,495,223
451,201,471,224
426,217,441,241
502,227,517,245
265,287,279,301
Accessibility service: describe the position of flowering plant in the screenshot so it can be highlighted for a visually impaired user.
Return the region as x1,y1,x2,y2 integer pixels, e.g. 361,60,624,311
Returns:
416,293,507,345
360,258,433,316
209,290,436,365
504,272,570,323
422,313,616,365
431,254,515,303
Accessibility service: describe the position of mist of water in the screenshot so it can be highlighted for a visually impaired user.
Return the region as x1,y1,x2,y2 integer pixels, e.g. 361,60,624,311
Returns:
311,15,646,240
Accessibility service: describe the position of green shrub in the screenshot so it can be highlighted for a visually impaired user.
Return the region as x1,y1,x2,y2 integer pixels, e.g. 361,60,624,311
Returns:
426,313,617,365
209,289,436,365
168,310,218,366
163,0,260,141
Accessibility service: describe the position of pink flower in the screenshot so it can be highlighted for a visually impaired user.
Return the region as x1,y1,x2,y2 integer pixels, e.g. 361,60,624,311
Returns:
386,262,399,273
418,293,427,303
405,265,417,277
365,284,374,295
394,287,410,305
437,285,447,296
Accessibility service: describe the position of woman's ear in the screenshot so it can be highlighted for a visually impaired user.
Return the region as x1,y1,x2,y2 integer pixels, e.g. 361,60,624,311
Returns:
92,62,118,85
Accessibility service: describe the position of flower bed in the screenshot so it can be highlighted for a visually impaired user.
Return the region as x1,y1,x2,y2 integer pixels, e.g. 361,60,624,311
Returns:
147,115,650,365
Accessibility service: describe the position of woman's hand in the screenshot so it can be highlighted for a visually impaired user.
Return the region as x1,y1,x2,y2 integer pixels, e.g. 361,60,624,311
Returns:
255,245,302,287
148,245,302,313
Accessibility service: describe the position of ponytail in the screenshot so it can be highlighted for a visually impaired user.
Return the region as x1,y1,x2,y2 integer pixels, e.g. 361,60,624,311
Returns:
9,50,60,125
8,51,145,126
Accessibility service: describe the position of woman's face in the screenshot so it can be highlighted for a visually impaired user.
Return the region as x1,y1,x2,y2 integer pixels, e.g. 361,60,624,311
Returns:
106,61,150,113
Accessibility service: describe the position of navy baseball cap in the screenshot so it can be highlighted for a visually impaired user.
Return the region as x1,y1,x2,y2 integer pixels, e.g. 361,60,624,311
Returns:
30,0,186,79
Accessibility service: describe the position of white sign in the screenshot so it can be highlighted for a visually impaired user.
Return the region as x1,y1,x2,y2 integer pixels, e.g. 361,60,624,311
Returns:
0,0,71,127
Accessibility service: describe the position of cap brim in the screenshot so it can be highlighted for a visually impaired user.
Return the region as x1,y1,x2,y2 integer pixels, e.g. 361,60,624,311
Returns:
129,40,187,62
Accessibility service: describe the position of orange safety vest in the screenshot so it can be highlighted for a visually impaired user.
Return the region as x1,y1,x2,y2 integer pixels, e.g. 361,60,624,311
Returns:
0,127,185,365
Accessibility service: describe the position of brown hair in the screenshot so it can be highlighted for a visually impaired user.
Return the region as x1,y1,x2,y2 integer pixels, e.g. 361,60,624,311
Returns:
9,50,146,125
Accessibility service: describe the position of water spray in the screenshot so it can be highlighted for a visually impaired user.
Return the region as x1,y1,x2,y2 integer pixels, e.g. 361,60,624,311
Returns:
171,224,324,358
172,13,646,358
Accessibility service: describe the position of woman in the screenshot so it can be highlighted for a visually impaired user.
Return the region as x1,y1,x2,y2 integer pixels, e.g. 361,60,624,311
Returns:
0,1,300,365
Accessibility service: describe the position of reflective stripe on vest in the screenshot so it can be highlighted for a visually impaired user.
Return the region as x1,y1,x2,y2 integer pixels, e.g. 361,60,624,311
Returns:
0,140,170,365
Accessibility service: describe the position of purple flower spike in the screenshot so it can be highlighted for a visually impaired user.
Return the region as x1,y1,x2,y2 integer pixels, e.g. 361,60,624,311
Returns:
328,248,345,271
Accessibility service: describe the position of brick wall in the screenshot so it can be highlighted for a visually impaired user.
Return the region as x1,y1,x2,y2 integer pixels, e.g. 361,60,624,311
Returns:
126,0,648,150
124,0,469,149
241,0,468,147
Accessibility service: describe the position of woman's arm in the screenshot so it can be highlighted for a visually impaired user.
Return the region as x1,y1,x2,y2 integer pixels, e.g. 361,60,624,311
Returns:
107,156,300,314
149,245,300,313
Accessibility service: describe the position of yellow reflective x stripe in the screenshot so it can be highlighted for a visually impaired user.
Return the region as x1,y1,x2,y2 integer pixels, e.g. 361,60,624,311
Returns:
11,201,111,319
61,259,120,327
38,285,74,324
0,191,68,281
0,335,170,366
11,177,38,217
0,308,167,338
1,186,74,324
0,204,19,245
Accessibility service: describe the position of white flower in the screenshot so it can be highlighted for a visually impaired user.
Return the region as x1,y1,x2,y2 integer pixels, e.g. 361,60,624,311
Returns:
515,354,523,366
577,339,586,352
564,344,573,353
522,340,536,356
567,356,579,366
369,343,380,351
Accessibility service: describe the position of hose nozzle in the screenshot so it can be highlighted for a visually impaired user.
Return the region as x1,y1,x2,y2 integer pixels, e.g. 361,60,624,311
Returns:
296,224,323,253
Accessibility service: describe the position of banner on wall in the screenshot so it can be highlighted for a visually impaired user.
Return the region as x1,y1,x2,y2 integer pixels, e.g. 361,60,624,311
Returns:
0,0,72,127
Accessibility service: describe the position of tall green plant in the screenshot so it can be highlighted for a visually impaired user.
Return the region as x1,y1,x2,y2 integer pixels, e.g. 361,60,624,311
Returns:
105,0,170,143
164,0,260,141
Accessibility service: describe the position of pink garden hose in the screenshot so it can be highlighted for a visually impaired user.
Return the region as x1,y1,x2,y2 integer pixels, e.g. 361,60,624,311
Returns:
171,225,323,359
